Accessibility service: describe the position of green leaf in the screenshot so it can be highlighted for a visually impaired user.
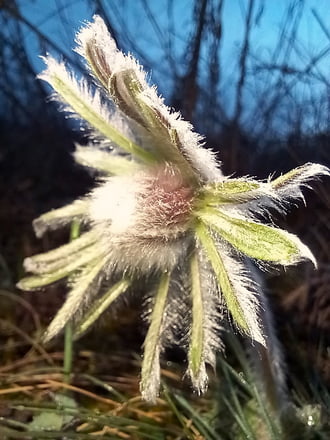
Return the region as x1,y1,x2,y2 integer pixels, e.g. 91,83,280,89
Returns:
188,250,206,388
28,393,77,432
197,208,315,265
28,411,65,432
140,271,170,402
195,222,250,335
48,71,155,164
200,179,262,204
73,278,131,339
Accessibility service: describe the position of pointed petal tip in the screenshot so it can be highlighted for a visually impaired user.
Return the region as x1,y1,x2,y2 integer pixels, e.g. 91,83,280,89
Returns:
22,257,34,273
306,162,330,176
15,280,25,291
75,13,115,56
272,162,330,192
41,329,55,345
37,55,61,81
16,278,36,292
42,317,66,344
288,234,317,268
32,217,49,238
250,329,266,347
189,366,209,395
140,381,159,405
235,317,266,348
301,244,317,268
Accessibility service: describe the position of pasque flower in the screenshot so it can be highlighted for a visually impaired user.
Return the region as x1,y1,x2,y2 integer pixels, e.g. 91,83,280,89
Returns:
18,16,329,402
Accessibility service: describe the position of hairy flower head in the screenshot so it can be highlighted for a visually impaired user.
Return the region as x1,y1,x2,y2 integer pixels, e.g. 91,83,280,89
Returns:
18,15,329,402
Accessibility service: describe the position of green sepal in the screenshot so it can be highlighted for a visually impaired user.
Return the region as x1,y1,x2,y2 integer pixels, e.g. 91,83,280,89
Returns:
109,69,198,182
42,256,105,342
197,207,315,265
271,168,300,189
73,278,131,339
199,179,261,205
271,164,313,189
188,250,205,385
24,230,97,272
195,222,250,335
33,199,88,238
74,146,139,175
84,39,111,90
140,271,171,402
17,250,101,291
48,72,155,164
109,68,152,128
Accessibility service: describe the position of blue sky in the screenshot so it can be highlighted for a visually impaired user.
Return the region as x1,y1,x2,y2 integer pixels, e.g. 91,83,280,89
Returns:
20,0,329,72
18,0,330,134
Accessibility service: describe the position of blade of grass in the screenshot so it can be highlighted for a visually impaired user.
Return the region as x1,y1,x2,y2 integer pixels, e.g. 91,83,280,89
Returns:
162,386,195,440
173,393,221,440
220,358,257,440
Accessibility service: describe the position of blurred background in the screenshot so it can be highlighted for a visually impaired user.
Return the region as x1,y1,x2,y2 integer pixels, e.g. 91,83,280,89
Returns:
0,0,329,436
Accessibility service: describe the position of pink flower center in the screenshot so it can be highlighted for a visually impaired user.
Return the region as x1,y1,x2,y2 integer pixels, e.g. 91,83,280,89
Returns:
135,165,195,239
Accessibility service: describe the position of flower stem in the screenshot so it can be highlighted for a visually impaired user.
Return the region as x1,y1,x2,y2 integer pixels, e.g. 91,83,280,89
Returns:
63,220,80,384
63,321,73,384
